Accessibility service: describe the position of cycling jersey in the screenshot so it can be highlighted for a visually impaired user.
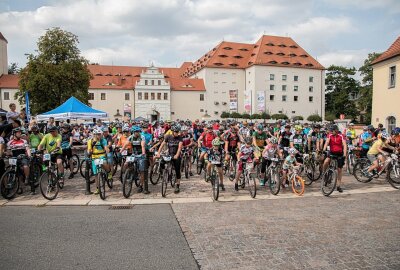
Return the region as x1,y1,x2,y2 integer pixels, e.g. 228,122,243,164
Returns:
201,131,216,148
181,133,193,147
206,147,225,164
29,133,43,149
279,131,292,148
239,145,254,160
117,135,132,151
290,134,304,152
39,134,62,154
360,132,373,150
165,135,182,156
368,139,388,155
328,133,345,154
8,139,28,157
225,131,239,149
262,144,278,159
239,127,250,138
141,132,153,151
61,132,72,149
283,155,296,170
129,134,144,155
88,138,107,159
252,131,268,148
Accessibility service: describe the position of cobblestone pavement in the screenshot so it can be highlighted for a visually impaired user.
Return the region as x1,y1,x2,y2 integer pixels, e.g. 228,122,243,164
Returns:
172,191,400,270
0,166,397,205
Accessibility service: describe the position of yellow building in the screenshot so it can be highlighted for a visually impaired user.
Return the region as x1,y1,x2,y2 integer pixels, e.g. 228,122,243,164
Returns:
371,36,400,133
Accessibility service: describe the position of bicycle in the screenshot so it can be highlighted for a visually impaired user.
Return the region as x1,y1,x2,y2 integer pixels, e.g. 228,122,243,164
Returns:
227,150,237,182
208,160,221,201
0,154,27,199
180,147,191,179
122,154,143,198
242,160,257,198
92,157,108,200
346,145,358,175
264,157,281,195
303,152,322,185
62,152,80,176
29,149,43,190
39,152,64,200
287,165,305,196
160,155,176,197
149,152,162,185
321,156,339,196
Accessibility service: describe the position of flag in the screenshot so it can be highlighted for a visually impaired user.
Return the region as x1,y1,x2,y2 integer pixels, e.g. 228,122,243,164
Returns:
25,91,31,122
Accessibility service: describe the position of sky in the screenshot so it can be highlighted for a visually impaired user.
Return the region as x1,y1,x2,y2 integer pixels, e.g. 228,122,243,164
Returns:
0,0,399,70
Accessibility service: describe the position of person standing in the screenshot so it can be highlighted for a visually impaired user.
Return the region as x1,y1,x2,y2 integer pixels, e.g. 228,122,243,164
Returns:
6,103,19,123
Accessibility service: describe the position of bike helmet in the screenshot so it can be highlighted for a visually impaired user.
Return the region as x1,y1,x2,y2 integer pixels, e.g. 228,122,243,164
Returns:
132,126,142,133
244,137,252,145
12,127,22,134
295,125,302,131
314,124,321,129
212,138,221,146
157,133,165,140
181,126,189,132
93,128,102,135
171,125,181,132
288,148,297,155
31,125,39,131
381,131,389,139
48,126,58,132
363,126,368,131
141,122,148,129
122,126,130,132
62,123,70,129
257,124,263,130
330,125,339,131
206,124,212,129
270,137,278,144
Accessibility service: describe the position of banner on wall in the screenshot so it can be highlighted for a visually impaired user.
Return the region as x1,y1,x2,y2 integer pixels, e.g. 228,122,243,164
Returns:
256,91,265,112
244,90,252,113
123,104,131,120
229,90,237,111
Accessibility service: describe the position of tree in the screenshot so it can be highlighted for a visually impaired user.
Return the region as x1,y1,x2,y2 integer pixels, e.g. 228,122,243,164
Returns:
271,113,288,120
292,115,303,121
250,113,261,119
8,62,20,74
325,65,360,120
358,53,382,124
17,27,92,114
220,111,230,118
230,112,242,119
242,113,251,119
307,114,322,122
260,111,271,120
325,113,336,122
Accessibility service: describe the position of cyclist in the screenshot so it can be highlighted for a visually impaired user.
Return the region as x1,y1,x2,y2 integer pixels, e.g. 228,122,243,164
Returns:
345,123,357,146
366,131,396,177
224,123,240,177
7,128,32,194
252,124,268,160
38,126,64,185
278,124,292,156
197,124,217,169
60,124,75,179
102,127,114,174
87,128,112,195
28,125,43,151
260,136,282,186
141,123,154,186
156,125,183,194
282,148,301,188
234,137,255,191
322,125,347,193
117,126,132,154
359,126,373,157
181,126,195,176
290,125,305,162
205,138,225,191
239,121,250,141
307,124,322,153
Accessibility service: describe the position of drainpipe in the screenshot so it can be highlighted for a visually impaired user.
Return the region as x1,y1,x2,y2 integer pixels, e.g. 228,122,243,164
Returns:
321,69,324,121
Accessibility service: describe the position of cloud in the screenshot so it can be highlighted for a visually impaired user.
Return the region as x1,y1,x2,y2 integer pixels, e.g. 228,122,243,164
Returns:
324,0,400,13
317,49,370,68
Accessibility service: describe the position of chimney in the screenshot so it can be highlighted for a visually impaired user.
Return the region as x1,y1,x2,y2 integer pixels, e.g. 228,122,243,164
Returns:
0,32,8,75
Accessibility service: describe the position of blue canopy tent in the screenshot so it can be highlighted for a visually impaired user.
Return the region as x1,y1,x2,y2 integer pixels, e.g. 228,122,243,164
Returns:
36,97,108,121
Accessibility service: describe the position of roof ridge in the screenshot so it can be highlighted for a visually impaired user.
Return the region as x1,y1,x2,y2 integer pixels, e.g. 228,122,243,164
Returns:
371,36,400,65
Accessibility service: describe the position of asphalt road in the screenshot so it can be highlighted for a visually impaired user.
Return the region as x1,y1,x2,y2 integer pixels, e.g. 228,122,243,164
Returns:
0,205,199,270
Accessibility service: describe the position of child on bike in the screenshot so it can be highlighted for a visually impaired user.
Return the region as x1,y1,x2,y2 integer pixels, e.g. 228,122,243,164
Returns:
282,148,301,188
234,137,255,191
205,138,225,191
260,136,282,186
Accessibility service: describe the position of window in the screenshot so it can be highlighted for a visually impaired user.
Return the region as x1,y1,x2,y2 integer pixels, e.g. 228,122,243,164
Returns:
138,92,142,100
270,95,274,101
387,116,396,133
270,84,275,91
151,80,154,86
151,93,155,100
282,75,287,81
389,66,396,88
4,92,10,100
145,80,148,85
292,111,296,114
144,93,149,100
101,93,106,100
282,95,287,102
309,76,314,83
158,80,161,86
157,93,161,100
282,85,287,91
164,93,168,100
200,94,204,101
200,109,204,112
294,86,298,91
309,86,313,92
309,96,313,102
88,93,94,100
125,93,130,100
270,74,275,80
294,75,298,82
294,96,298,102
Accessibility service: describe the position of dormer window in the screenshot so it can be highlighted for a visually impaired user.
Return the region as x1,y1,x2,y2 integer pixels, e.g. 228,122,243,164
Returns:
254,45,259,48
223,46,232,50
300,54,308,58
289,45,298,49
264,51,273,55
289,53,297,57
278,44,286,47
281,62,290,65
248,61,254,65
251,53,256,56
268,61,277,64
229,63,239,67
293,62,302,66
125,74,132,77
233,55,243,59
305,63,314,67
266,43,275,46
105,73,112,76
277,52,285,56
95,73,103,76
214,63,224,66
218,54,228,58
239,48,249,51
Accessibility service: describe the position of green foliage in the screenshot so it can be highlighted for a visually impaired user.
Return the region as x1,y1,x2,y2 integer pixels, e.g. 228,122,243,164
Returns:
325,113,336,122
8,63,20,74
325,65,360,120
241,113,251,119
230,112,242,119
307,114,322,122
271,113,288,120
292,115,304,121
17,27,92,114
220,111,230,118
260,111,271,120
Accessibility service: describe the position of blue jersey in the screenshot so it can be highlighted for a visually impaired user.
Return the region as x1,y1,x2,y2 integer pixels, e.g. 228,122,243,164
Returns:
141,132,153,151
360,132,372,150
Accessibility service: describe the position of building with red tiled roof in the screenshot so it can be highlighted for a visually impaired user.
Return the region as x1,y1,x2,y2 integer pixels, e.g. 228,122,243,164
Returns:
371,36,400,132
0,32,8,76
183,35,325,120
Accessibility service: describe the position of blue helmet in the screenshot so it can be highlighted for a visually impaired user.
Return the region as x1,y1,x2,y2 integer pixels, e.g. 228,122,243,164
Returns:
132,126,142,133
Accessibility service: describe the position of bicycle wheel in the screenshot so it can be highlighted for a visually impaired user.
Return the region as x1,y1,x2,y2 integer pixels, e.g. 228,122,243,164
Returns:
111,155,119,176
304,161,314,186
291,176,305,196
196,158,203,175
170,168,176,188
268,169,281,195
353,160,373,183
191,148,197,164
161,170,168,197
247,173,256,198
184,157,189,179
150,162,160,185
122,169,133,198
321,169,337,196
71,155,80,174
80,160,95,184
134,170,140,188
0,170,18,200
99,172,106,200
239,174,245,188
313,160,322,180
387,164,400,189
106,171,113,189
30,162,42,188
39,172,59,200
229,159,236,181
212,172,219,201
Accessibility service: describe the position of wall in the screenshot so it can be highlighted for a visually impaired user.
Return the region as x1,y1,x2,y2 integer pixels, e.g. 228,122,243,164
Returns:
170,91,205,120
0,88,22,111
0,39,7,75
371,56,399,130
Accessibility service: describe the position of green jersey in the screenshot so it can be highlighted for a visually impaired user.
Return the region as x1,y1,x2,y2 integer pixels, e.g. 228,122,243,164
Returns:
29,133,43,149
39,133,62,154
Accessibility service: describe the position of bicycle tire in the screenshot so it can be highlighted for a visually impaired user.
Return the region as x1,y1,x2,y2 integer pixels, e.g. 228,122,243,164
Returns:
387,164,400,189
30,162,42,189
291,176,305,196
212,171,219,201
185,157,189,179
58,177,64,189
150,162,160,185
304,161,314,185
99,172,106,200
0,170,19,200
321,169,337,196
111,156,119,176
228,159,236,181
313,160,323,180
39,172,59,200
170,169,176,188
71,154,80,174
106,172,113,189
268,169,281,195
196,158,203,175
161,170,168,197
247,173,256,198
80,160,95,184
353,160,373,183
122,169,133,198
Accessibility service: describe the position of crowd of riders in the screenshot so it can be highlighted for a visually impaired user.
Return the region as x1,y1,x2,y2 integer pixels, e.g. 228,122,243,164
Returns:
0,108,399,199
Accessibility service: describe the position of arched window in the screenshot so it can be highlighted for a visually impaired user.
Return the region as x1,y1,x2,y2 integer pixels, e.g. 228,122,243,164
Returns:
387,116,396,133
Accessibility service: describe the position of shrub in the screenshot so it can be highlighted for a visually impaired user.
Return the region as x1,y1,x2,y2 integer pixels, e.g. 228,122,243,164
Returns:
271,113,288,120
307,114,322,122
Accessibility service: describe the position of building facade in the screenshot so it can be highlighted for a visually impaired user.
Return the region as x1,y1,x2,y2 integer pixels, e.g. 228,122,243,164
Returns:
371,36,400,133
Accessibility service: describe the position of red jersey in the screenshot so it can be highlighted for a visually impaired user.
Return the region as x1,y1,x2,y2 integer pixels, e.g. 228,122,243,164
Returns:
328,133,345,154
201,131,216,148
